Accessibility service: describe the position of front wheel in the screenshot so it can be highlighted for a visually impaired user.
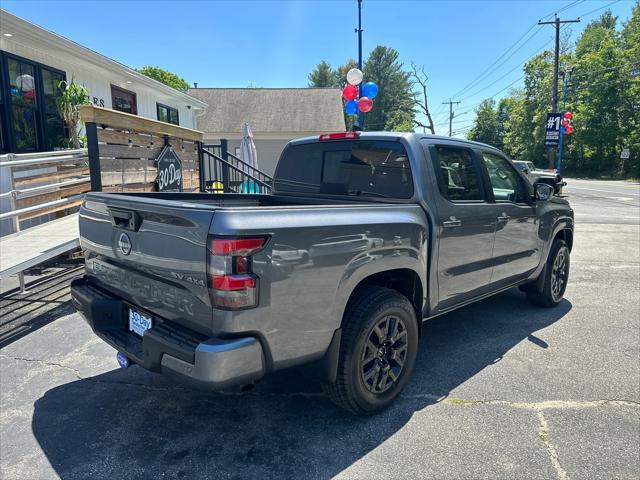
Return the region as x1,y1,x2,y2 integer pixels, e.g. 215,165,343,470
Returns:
527,239,570,307
322,287,418,415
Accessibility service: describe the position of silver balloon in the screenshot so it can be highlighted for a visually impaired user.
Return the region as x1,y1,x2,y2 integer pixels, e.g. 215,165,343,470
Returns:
346,68,363,86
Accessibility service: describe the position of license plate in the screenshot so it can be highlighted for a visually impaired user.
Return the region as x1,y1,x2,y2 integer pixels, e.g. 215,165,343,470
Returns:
129,308,152,337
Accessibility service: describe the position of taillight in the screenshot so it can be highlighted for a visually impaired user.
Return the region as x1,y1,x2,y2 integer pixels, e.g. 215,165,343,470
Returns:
207,236,267,310
319,132,360,141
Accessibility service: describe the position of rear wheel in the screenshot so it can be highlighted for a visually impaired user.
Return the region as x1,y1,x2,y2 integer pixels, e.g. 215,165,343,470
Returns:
322,287,418,415
527,239,570,307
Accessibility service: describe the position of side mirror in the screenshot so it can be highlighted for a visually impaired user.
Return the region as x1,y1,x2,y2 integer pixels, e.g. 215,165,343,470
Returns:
534,182,554,201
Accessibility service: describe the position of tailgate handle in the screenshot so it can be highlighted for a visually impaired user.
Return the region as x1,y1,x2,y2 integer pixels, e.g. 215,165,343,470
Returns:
109,208,140,231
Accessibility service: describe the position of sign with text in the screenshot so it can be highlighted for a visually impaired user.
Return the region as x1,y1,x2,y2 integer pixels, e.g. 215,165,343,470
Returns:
545,112,562,147
621,148,630,159
156,146,183,192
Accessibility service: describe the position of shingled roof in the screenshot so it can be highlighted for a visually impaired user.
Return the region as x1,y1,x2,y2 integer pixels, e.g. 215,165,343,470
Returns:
187,88,345,134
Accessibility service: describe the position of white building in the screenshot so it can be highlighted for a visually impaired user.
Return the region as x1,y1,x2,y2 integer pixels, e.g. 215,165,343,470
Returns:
0,9,207,154
187,88,345,175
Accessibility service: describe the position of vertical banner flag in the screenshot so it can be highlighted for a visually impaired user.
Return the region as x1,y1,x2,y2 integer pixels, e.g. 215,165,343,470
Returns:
545,112,562,147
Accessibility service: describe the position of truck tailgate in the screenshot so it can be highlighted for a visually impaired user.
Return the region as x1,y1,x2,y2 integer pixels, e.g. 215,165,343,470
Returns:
79,193,216,335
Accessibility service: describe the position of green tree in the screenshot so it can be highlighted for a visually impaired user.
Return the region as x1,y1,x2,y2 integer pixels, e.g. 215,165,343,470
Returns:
467,98,501,147
307,50,415,131
459,7,637,178
521,51,556,168
500,93,527,159
619,2,640,177
308,60,337,87
569,10,627,175
362,46,415,131
136,66,190,92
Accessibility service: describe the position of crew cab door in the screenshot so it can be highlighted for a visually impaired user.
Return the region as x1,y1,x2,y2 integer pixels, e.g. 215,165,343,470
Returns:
427,144,497,309
479,151,541,286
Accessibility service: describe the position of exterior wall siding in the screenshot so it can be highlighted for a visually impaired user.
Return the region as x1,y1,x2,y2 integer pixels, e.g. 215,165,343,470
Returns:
0,40,199,129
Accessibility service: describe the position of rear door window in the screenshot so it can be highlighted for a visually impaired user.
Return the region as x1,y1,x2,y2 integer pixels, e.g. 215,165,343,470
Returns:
431,146,483,201
274,140,413,199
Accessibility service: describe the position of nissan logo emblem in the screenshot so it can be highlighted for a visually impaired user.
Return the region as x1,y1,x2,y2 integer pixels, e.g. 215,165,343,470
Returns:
118,233,132,256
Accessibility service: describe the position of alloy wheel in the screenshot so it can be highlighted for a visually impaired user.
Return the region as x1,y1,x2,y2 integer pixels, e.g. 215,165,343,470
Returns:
360,315,409,394
551,248,568,302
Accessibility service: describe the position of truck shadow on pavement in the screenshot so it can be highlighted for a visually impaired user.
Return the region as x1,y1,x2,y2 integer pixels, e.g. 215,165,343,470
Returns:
31,288,571,479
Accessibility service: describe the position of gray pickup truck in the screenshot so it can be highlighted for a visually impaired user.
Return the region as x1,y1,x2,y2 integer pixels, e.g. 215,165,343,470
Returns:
71,132,573,415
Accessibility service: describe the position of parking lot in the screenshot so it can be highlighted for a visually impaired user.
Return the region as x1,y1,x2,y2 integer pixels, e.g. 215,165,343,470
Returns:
1,178,638,480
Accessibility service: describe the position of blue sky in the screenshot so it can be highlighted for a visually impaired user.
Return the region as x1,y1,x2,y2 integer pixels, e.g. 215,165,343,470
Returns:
2,0,635,135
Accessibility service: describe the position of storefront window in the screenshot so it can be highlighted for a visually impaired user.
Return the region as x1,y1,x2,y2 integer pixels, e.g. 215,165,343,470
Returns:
0,52,68,153
157,103,179,125
111,85,137,114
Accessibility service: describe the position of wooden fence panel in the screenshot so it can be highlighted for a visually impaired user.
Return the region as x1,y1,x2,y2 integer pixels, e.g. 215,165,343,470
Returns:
15,181,90,209
81,105,204,193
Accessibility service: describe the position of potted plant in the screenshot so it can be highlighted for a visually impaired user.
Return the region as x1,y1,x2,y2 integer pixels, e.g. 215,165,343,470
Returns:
56,75,90,149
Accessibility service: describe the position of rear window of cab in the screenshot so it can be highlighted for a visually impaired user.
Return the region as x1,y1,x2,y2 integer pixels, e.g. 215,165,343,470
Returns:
274,140,414,199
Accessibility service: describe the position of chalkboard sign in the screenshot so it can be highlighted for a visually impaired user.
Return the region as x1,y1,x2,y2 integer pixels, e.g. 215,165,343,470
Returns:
156,146,183,192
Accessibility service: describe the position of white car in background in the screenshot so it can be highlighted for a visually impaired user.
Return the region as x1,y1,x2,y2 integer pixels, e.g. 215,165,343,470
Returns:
512,160,565,193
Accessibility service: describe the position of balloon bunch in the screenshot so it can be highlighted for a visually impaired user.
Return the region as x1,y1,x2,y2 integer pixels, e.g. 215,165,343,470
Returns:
562,112,574,135
342,68,378,116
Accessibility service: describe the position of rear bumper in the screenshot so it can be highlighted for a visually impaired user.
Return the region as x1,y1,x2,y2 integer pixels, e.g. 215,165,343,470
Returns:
70,276,265,389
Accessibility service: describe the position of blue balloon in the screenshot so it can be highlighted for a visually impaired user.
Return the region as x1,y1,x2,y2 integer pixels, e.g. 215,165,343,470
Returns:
345,100,358,115
362,82,379,99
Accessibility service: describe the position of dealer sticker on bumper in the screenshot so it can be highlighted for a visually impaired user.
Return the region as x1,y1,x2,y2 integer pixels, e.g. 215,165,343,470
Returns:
129,308,152,337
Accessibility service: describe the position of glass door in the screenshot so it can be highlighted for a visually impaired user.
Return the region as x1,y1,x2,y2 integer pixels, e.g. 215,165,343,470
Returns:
41,67,65,150
6,57,39,152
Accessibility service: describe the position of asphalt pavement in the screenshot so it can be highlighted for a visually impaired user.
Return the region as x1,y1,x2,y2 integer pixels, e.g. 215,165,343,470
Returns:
1,178,638,480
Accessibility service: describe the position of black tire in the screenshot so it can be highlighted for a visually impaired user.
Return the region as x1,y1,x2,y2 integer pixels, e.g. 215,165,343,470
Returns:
322,287,419,415
527,239,570,307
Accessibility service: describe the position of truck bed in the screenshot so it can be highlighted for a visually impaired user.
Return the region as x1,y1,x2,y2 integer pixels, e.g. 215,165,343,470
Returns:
92,191,400,209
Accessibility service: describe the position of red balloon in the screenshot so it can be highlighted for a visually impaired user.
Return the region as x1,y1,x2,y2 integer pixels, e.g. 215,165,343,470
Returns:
358,97,373,113
342,84,358,101
565,125,574,134
564,112,573,119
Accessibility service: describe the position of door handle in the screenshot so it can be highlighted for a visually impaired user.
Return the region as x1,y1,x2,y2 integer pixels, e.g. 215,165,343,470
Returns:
497,214,510,223
108,207,140,231
443,219,462,228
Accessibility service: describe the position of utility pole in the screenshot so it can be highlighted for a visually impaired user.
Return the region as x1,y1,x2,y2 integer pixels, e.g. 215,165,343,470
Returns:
356,0,364,129
539,14,580,168
442,100,460,137
556,68,572,175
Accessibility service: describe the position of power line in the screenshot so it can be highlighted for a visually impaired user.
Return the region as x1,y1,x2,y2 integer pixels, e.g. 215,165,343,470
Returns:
461,23,577,105
443,24,570,120
442,0,625,137
449,0,585,100
574,0,620,20
450,26,540,99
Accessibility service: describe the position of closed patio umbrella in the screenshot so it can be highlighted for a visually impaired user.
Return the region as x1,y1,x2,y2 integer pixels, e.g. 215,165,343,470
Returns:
239,122,258,170
239,122,259,193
